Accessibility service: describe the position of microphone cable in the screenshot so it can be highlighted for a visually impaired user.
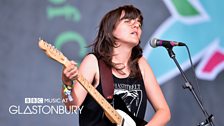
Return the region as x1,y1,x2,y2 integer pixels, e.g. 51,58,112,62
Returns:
184,44,214,125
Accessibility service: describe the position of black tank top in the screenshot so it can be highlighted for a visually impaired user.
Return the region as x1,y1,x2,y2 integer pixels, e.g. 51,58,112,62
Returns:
79,74,147,126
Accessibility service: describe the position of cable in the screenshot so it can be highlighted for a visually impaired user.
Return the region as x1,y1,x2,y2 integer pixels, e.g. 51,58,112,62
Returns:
184,45,204,105
184,45,214,125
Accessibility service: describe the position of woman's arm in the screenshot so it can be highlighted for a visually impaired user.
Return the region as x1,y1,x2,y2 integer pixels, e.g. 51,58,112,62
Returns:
139,57,171,126
61,54,100,109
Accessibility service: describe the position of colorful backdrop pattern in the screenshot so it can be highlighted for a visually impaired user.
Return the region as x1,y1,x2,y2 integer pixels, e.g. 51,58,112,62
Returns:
0,0,223,126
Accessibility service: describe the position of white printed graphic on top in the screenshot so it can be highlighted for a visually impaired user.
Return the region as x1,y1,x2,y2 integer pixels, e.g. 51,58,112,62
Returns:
114,83,143,117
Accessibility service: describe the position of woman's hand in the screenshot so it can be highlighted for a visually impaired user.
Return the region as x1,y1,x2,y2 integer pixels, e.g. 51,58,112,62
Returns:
62,60,78,86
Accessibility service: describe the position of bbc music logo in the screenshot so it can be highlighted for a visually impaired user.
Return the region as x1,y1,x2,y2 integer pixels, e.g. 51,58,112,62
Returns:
8,97,84,115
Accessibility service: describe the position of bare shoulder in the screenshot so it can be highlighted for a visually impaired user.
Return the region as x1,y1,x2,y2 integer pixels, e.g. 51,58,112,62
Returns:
138,56,153,80
79,54,98,69
138,56,148,66
81,53,98,64
79,53,99,76
79,53,99,86
138,56,150,71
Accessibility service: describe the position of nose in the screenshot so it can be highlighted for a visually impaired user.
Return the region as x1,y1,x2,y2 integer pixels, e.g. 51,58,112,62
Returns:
131,19,141,29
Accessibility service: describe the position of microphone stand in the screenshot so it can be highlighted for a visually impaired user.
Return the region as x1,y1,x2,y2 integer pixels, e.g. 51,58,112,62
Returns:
166,47,215,126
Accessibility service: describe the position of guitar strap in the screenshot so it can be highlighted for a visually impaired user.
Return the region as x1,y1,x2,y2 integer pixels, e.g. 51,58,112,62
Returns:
98,59,114,99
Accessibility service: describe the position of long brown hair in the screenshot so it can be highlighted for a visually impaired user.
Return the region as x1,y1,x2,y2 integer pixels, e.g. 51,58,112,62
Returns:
91,5,143,78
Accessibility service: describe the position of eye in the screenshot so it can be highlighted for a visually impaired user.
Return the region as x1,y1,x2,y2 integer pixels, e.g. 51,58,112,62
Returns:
137,20,142,27
138,23,142,28
123,19,131,23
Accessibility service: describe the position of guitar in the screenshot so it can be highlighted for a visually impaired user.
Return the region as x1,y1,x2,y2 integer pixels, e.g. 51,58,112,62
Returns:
38,39,147,126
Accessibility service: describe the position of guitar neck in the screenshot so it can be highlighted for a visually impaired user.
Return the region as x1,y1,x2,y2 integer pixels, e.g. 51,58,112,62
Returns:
38,39,123,125
75,74,123,125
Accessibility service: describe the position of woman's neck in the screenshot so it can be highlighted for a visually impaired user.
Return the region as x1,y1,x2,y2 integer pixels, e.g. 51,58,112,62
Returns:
112,45,132,66
112,44,134,78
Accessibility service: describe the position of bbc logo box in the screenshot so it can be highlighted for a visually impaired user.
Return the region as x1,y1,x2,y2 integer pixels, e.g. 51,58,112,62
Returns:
25,98,43,104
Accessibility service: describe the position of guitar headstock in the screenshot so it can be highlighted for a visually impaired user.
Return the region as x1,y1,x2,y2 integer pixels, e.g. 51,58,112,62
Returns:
38,39,69,66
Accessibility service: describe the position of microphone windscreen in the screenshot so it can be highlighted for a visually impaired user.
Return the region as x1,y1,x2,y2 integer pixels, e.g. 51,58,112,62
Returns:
150,38,157,48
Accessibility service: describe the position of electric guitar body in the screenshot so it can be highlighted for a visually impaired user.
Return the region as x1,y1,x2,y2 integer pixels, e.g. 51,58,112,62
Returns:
112,95,147,126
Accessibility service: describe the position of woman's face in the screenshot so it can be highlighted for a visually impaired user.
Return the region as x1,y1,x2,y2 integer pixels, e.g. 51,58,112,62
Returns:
112,11,142,47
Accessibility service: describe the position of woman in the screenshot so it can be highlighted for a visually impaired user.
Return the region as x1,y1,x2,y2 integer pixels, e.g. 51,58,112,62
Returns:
62,5,171,126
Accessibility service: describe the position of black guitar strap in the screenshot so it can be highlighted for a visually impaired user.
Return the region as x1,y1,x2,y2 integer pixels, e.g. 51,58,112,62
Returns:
98,59,114,99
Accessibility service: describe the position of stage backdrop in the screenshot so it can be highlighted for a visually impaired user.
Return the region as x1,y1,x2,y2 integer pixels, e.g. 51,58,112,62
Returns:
0,0,223,126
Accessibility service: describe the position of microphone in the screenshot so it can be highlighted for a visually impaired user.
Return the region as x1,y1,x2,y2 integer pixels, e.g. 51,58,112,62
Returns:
150,38,186,48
